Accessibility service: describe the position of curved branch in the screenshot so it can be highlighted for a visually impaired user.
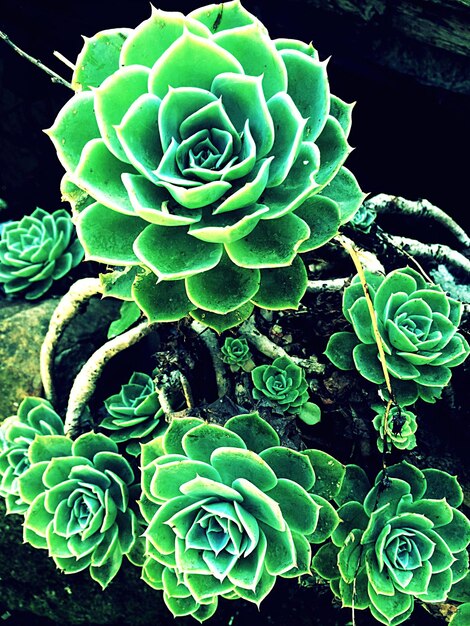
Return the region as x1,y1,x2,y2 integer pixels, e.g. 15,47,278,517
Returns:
366,194,470,248
65,320,155,437
385,235,470,275
40,278,103,405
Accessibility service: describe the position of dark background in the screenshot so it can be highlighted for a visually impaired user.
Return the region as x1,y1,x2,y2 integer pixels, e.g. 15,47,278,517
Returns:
0,0,469,231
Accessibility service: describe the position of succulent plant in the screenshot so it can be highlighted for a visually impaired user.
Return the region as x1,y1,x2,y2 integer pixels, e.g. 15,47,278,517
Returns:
47,0,365,332
252,355,321,424
0,208,84,299
312,461,470,626
19,431,139,588
372,405,417,453
220,336,252,369
101,371,166,455
0,397,64,514
450,603,470,625
350,202,376,233
140,412,343,620
325,267,470,405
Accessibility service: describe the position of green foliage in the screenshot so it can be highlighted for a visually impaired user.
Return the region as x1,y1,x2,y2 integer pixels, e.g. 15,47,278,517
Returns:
140,412,342,619
47,0,364,330
450,603,470,626
325,267,470,404
220,336,252,369
20,431,138,588
312,461,470,626
0,208,84,299
252,355,321,424
0,397,64,514
350,203,376,233
101,372,166,455
372,405,417,453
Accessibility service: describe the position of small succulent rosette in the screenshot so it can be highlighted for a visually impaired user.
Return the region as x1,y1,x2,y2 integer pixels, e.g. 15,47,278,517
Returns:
140,412,344,620
19,432,139,588
47,0,365,332
312,461,470,626
325,267,470,405
220,336,252,370
372,404,417,453
0,208,84,299
101,371,166,456
350,203,376,233
0,397,64,514
252,355,321,424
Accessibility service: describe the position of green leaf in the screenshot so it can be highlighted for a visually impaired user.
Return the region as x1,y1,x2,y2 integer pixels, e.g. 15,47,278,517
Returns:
307,495,340,543
448,573,470,602
225,412,280,453
338,528,363,583
375,271,417,313
189,0,260,32
321,167,367,224
181,423,246,463
312,542,340,580
353,343,385,384
226,212,310,269
211,448,277,492
363,478,411,518
334,465,370,507
314,116,351,190
324,332,359,371
232,478,285,531
252,255,307,310
134,224,223,280
262,523,296,575
185,253,260,314
296,196,340,252
18,461,48,504
260,447,315,491
422,468,463,507
23,493,52,536
29,435,72,464
302,449,345,500
267,478,320,535
331,501,368,547
151,459,220,501
436,509,470,553
450,603,470,626
329,95,354,137
188,204,269,244
162,417,204,456
416,364,452,388
298,402,321,425
368,585,413,622
72,28,132,90
46,91,100,171
94,65,150,162
379,461,427,501
107,301,141,339
190,302,254,332
100,266,140,300
132,271,196,322
72,432,118,459
77,202,144,265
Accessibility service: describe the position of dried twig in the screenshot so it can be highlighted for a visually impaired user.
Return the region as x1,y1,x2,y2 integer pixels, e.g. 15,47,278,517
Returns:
386,235,470,275
40,278,103,405
0,30,72,89
191,320,230,397
307,277,349,293
65,321,155,437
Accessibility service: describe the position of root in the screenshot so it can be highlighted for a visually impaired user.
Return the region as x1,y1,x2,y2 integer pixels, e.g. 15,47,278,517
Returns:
40,278,103,405
307,277,349,293
385,235,470,276
64,321,155,437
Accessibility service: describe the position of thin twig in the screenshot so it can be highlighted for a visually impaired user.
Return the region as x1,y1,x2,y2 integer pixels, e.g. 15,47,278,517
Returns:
40,277,103,405
366,194,470,248
53,50,75,70
191,320,230,397
386,235,470,275
179,372,194,409
65,321,155,437
0,30,72,89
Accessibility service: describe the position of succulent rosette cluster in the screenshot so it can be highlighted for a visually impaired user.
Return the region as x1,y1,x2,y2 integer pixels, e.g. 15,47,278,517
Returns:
19,432,139,588
372,405,417,453
101,371,166,455
350,202,376,233
140,412,344,620
312,461,470,626
0,397,64,514
252,355,321,424
47,0,364,331
0,208,84,299
220,336,252,369
325,267,470,404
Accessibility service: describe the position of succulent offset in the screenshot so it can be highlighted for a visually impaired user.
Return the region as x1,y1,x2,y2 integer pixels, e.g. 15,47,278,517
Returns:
0,397,64,514
47,0,365,331
252,355,321,424
220,336,252,369
372,405,417,453
140,412,343,620
20,432,139,588
350,202,376,233
0,208,84,299
101,371,166,455
312,461,470,626
325,267,470,404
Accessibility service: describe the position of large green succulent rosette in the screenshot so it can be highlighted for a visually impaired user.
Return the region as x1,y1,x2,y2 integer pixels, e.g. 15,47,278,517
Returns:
312,462,470,626
140,412,343,620
47,0,364,331
325,267,470,404
19,432,138,588
0,397,64,515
